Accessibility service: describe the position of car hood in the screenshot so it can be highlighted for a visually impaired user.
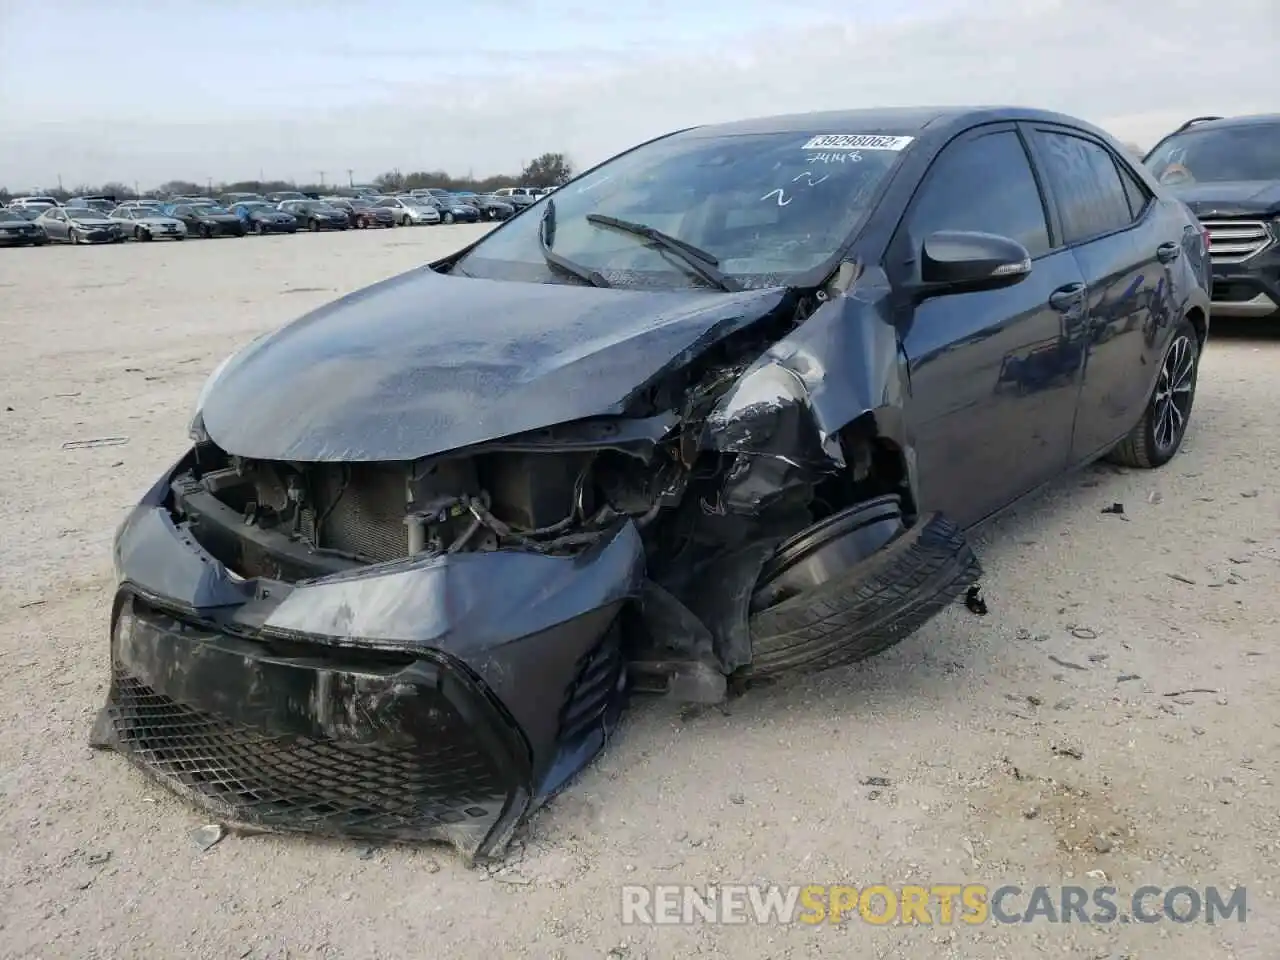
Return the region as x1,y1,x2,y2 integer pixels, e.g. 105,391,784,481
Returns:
200,268,787,462
139,216,182,225
1170,180,1280,218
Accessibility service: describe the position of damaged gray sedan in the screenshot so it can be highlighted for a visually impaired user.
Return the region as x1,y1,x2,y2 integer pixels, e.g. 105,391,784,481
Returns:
94,106,1211,861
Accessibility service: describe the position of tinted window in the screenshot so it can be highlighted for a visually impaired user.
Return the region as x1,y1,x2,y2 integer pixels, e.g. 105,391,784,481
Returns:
1115,159,1150,219
907,130,1050,257
1033,131,1133,244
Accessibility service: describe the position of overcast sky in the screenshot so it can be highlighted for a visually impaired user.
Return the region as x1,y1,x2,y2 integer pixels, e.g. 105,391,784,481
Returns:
0,0,1275,190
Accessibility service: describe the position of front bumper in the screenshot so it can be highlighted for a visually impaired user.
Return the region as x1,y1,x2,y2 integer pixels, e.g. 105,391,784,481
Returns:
92,454,644,860
205,221,245,237
1210,244,1280,318
0,228,42,244
75,227,121,243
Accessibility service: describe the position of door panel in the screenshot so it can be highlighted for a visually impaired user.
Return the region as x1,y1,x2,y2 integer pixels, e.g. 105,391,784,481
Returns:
903,253,1088,528
894,126,1087,529
1063,229,1155,458
1025,127,1165,461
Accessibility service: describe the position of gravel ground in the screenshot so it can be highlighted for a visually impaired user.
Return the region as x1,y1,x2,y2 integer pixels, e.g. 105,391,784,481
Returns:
0,226,1277,960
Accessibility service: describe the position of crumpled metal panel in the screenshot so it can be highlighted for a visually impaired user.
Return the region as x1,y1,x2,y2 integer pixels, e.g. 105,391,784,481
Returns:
200,266,785,462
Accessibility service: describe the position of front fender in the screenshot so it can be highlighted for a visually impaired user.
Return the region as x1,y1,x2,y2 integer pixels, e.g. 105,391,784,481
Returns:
701,268,916,512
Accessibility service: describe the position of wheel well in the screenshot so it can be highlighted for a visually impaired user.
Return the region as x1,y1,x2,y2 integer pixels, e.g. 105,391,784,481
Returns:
813,415,917,521
1186,306,1207,347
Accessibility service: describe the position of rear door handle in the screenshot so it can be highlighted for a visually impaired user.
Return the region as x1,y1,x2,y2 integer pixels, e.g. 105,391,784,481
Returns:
1157,241,1180,263
1049,282,1086,312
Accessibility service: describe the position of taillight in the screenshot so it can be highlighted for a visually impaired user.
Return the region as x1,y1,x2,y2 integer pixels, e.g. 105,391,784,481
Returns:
1202,225,1211,251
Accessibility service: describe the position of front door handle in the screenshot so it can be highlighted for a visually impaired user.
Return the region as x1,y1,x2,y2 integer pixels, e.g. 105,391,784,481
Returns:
1049,282,1086,312
1157,241,1180,263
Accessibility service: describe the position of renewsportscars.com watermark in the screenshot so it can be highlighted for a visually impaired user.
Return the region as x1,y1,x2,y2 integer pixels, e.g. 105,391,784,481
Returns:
621,884,1248,926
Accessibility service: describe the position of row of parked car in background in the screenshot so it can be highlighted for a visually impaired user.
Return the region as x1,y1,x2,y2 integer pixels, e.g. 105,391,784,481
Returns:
0,184,559,247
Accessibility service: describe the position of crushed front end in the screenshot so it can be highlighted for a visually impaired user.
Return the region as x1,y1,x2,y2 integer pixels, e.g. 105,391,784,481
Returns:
93,443,648,860
94,269,982,859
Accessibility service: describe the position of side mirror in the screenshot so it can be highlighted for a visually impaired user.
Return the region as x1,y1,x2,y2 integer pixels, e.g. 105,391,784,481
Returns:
918,230,1032,294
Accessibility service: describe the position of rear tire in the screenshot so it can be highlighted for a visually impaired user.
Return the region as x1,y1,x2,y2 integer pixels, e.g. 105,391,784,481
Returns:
444,212,455,224
1105,317,1200,469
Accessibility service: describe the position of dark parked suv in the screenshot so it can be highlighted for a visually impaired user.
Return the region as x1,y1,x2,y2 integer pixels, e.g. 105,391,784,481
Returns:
1144,114,1280,318
95,106,1210,861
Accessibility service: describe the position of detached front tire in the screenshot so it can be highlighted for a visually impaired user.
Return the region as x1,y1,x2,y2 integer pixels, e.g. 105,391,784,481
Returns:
743,502,981,680
1106,317,1200,469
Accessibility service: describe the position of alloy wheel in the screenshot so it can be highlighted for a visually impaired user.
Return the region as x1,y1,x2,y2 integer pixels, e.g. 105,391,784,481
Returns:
1152,334,1195,453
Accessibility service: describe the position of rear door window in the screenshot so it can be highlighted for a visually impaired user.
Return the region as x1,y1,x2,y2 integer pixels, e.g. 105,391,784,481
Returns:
1032,130,1135,244
1115,159,1151,220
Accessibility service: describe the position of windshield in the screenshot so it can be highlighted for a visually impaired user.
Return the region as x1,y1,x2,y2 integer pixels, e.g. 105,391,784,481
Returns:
455,129,904,288
239,202,271,210
0,210,22,222
1145,123,1280,185
193,205,230,215
69,208,106,219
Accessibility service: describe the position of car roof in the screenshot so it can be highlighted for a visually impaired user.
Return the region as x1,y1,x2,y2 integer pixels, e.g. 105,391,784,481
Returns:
1173,113,1280,132
678,105,1113,142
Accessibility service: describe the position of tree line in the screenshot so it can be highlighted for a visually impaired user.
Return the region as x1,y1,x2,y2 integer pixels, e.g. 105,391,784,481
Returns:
0,152,574,204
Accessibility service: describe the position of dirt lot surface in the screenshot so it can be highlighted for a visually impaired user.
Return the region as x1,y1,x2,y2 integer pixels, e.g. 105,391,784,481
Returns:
1,227,1277,959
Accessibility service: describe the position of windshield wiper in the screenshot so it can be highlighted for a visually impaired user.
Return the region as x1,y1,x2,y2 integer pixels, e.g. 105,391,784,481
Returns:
585,213,740,291
539,199,610,288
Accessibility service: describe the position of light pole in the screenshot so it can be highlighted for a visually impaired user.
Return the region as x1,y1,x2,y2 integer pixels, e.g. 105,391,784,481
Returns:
316,170,326,188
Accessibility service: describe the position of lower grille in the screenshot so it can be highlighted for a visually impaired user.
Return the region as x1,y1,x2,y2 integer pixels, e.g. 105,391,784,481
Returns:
1213,280,1260,303
1202,219,1272,264
558,619,624,744
105,670,508,833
